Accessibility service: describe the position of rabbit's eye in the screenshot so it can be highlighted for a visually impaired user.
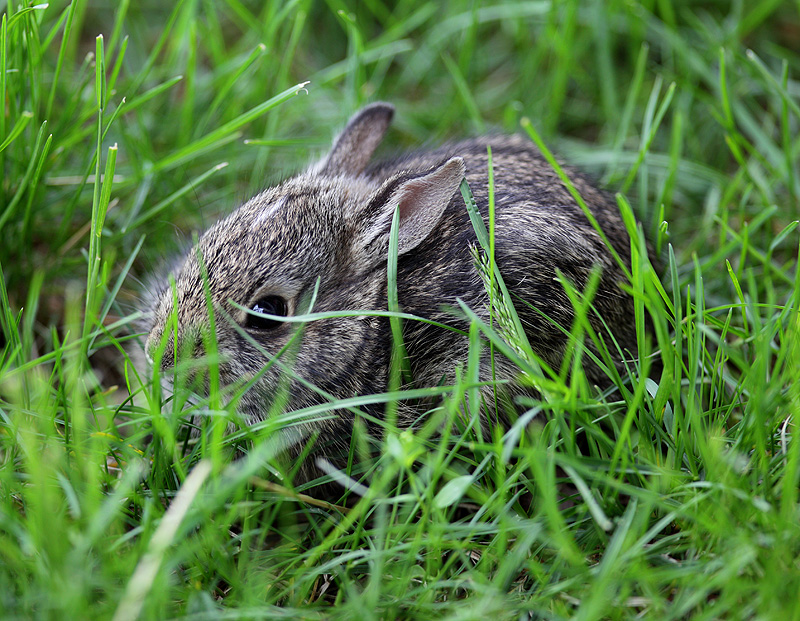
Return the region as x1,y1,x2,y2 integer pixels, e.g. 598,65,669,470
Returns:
246,295,288,330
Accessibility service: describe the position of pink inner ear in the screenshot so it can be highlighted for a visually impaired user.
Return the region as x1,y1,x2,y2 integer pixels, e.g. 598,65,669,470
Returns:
395,174,461,254
397,179,431,222
363,156,465,258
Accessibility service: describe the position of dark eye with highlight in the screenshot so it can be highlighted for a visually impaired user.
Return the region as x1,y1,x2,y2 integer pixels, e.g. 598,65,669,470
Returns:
246,295,288,330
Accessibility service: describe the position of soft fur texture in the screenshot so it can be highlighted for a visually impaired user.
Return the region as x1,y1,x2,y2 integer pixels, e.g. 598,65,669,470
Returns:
143,103,637,472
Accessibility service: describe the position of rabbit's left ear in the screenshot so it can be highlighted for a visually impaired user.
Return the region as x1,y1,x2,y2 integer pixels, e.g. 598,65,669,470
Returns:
357,157,466,259
317,102,395,176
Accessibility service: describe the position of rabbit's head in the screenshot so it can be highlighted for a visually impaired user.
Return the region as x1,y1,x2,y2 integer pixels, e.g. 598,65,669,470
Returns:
143,103,466,437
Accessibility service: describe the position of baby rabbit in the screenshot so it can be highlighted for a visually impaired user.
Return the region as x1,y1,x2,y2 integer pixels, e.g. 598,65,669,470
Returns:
143,102,637,466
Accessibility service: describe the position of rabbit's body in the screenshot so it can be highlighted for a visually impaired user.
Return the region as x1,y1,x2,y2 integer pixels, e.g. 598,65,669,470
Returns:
367,136,635,389
144,103,636,463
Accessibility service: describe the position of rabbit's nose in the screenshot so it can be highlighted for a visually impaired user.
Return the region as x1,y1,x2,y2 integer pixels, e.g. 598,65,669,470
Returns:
144,338,155,366
144,329,176,372
146,324,208,374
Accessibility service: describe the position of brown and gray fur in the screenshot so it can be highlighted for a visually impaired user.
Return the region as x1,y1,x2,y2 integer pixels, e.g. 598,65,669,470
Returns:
142,103,637,471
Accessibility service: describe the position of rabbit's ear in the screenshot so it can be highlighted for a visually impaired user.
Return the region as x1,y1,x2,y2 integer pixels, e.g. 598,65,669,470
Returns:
360,157,466,258
318,103,395,176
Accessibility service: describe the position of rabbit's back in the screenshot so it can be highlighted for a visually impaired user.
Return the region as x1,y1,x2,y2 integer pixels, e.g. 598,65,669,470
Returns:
359,135,635,387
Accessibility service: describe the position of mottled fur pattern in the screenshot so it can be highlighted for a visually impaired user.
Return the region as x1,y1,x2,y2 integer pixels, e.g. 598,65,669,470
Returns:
143,103,637,473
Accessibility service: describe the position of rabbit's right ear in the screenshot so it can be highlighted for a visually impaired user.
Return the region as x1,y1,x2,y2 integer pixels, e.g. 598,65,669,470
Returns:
317,103,395,176
355,157,466,264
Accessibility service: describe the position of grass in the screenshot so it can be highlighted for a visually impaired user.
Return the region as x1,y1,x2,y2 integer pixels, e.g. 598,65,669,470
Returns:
2,0,800,618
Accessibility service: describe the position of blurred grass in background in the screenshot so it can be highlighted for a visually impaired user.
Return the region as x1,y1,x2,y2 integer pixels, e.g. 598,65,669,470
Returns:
1,0,800,618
